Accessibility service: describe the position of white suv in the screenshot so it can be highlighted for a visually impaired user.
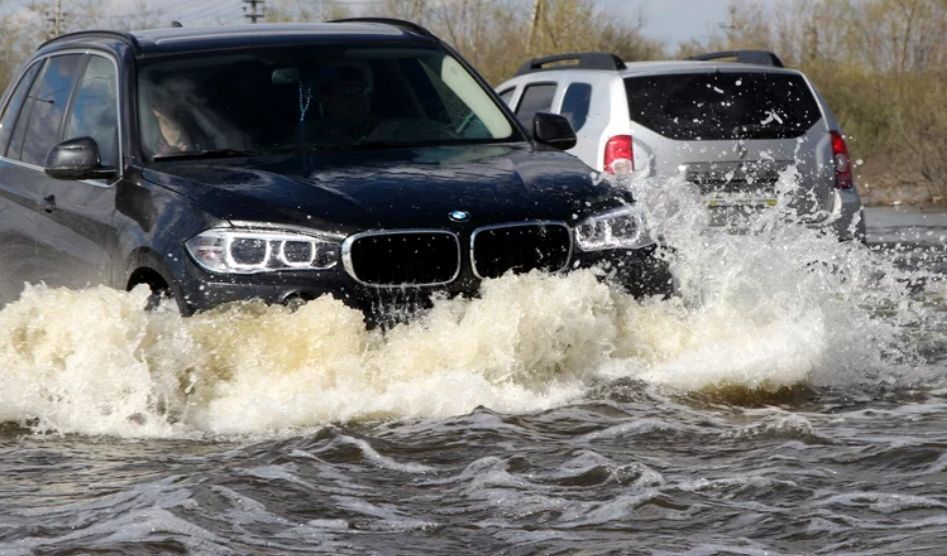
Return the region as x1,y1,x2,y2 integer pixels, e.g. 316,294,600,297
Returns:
496,50,865,241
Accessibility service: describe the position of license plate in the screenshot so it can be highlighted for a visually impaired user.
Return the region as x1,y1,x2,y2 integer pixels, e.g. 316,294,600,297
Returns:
706,195,777,228
707,196,777,208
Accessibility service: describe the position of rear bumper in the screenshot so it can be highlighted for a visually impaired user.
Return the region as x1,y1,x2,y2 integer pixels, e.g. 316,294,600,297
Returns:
172,246,673,319
803,187,865,241
829,187,866,241
706,187,865,242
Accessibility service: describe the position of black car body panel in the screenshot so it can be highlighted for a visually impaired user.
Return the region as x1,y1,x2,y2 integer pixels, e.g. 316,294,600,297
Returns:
144,144,624,230
0,22,671,318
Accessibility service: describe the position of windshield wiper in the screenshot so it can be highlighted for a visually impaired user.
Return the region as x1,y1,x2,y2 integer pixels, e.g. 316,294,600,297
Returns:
342,139,510,151
152,148,269,161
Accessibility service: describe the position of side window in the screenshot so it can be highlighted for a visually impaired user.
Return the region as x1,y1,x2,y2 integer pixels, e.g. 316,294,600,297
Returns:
560,82,592,132
498,87,515,107
514,83,556,127
0,62,43,157
65,55,119,168
18,54,84,165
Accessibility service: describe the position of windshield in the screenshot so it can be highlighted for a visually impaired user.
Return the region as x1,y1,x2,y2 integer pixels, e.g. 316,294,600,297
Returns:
137,45,519,158
623,72,822,141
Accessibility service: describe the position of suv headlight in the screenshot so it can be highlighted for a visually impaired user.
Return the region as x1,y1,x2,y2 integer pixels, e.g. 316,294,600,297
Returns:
574,206,654,251
186,226,342,274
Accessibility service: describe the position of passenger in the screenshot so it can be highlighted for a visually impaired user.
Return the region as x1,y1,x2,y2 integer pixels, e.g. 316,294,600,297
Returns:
140,85,201,155
150,98,196,154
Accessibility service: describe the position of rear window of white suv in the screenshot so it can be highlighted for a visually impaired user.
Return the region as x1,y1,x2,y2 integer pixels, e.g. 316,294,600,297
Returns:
623,72,821,141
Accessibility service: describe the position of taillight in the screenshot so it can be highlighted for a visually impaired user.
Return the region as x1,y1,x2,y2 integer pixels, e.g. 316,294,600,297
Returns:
830,131,852,189
604,135,634,174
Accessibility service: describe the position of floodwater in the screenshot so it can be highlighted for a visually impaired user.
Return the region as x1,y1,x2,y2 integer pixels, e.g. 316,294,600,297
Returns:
1,177,946,555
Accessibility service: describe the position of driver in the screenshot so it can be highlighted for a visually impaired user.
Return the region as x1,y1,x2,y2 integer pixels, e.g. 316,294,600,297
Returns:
314,65,378,144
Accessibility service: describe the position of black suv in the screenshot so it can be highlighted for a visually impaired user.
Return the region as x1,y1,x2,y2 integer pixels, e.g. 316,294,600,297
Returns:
0,19,670,317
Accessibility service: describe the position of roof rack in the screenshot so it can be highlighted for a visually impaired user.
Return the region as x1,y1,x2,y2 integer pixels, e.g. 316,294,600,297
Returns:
38,30,142,55
515,52,626,76
329,17,436,39
688,50,784,68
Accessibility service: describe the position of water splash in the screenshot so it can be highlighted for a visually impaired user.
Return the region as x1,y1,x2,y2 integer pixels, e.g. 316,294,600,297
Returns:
0,173,942,437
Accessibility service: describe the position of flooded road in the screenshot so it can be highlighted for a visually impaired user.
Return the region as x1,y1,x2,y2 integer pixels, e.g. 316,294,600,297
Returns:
1,198,945,555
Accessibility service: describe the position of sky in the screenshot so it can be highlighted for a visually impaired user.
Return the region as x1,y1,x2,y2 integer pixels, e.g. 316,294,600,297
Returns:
604,0,731,46
1,0,734,48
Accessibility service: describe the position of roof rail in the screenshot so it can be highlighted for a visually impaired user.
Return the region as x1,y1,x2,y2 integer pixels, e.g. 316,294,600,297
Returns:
515,52,626,76
688,49,784,68
329,17,436,39
38,30,142,55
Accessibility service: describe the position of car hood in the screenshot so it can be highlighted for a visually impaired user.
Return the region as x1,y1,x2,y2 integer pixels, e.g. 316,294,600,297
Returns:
141,143,628,234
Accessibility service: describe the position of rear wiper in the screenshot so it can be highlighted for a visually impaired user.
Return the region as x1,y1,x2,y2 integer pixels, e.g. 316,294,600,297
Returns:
732,124,772,139
152,148,265,161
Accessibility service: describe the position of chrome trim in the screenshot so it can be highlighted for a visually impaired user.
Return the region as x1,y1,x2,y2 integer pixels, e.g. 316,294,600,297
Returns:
469,220,573,280
341,229,462,288
0,49,123,189
0,156,43,172
226,220,346,241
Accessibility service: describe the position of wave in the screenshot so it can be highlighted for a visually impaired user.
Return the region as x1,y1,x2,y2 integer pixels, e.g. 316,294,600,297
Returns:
0,172,940,437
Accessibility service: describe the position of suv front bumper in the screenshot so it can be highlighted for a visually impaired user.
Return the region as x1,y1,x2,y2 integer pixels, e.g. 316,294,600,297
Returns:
172,246,673,319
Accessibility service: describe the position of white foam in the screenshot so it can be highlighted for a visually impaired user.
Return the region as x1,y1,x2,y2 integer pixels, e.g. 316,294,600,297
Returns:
0,173,937,437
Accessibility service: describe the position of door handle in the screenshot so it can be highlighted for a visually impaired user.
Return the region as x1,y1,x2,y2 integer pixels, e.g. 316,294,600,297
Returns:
41,194,56,213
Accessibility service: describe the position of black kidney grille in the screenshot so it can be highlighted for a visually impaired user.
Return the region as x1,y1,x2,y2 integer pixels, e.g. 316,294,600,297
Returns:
346,232,460,286
472,223,572,279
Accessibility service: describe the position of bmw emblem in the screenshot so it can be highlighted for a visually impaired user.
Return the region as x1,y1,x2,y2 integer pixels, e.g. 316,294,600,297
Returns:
448,210,470,222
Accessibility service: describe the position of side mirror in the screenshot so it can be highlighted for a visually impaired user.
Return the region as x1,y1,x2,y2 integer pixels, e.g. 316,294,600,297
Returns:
533,112,577,151
44,137,116,181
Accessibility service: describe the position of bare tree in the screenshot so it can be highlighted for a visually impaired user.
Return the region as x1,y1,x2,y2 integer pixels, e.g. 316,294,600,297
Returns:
266,0,352,22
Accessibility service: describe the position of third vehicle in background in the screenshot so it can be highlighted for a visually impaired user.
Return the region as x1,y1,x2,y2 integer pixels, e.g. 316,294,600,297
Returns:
496,50,865,241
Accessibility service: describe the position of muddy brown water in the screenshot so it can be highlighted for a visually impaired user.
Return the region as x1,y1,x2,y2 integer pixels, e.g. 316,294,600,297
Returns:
1,205,946,555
